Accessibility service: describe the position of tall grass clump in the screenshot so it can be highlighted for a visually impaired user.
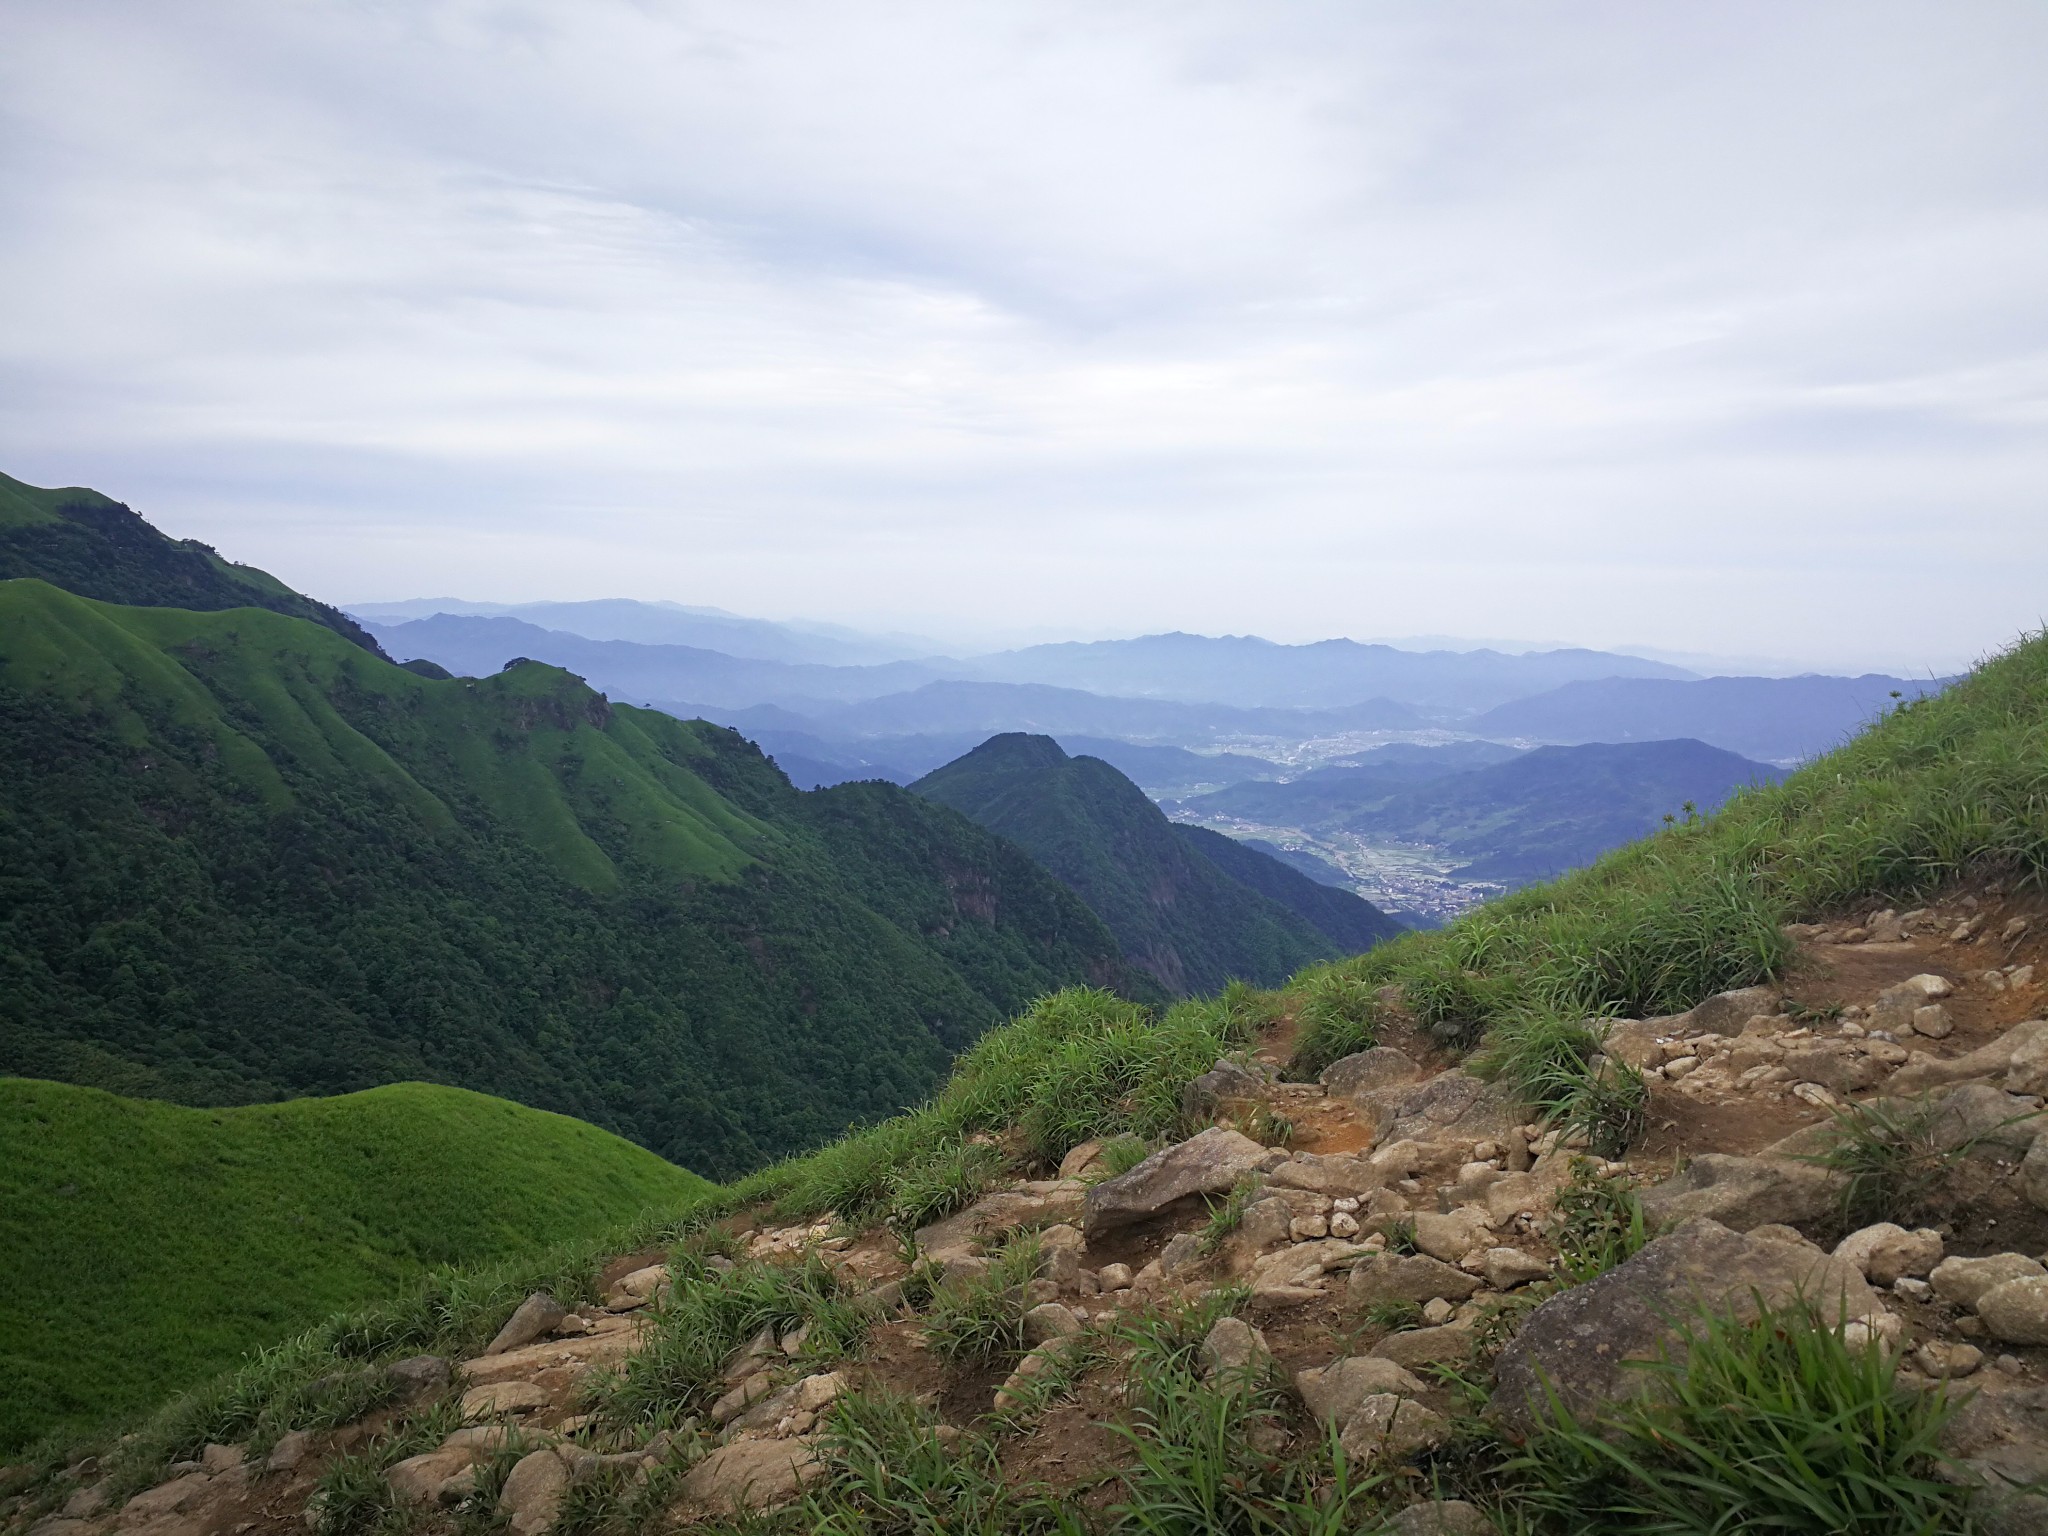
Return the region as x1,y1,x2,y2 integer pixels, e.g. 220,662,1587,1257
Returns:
1499,1298,1975,1534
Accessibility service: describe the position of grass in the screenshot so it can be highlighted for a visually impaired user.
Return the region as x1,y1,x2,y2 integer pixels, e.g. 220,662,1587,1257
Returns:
1803,1095,1983,1231
921,1235,1044,1363
0,1079,707,1455
1497,1298,1976,1534
1544,1161,1650,1287
1198,1174,1263,1255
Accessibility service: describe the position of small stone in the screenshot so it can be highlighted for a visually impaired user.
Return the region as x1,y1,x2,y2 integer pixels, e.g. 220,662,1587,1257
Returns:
1096,1263,1134,1291
1290,1213,1330,1241
779,1324,810,1357
497,1449,571,1536
1840,1312,1904,1354
792,1372,845,1411
1832,1223,1943,1287
1329,1211,1361,1238
1893,1277,1932,1302
487,1293,568,1356
1910,1005,1952,1040
709,1373,778,1426
1791,1083,1839,1109
1662,1055,1700,1080
1482,1247,1550,1290
1997,1354,2025,1375
1022,1303,1084,1346
1337,1395,1450,1467
1930,1252,2047,1309
1158,1233,1203,1278
1200,1316,1273,1379
1420,1298,1454,1326
1911,1340,1983,1379
1384,1500,1493,1536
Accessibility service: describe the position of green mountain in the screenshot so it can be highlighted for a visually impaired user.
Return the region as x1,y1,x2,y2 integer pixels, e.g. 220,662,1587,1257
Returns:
0,550,1133,1177
0,471,383,654
910,734,1396,993
0,1078,706,1453
1172,822,1404,954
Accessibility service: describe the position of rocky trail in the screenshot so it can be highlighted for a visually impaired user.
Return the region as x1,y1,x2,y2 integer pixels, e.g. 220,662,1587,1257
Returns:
17,888,2048,1535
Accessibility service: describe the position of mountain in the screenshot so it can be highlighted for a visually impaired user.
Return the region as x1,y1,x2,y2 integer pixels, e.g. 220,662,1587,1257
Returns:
0,559,1136,1177
366,613,942,705
1052,738,1282,792
1469,673,1952,763
752,731,1281,795
1171,823,1404,955
0,1078,705,1453
1183,740,1527,824
347,597,939,666
1241,837,1356,889
0,471,382,655
911,734,1397,993
1351,738,1782,886
957,631,1694,711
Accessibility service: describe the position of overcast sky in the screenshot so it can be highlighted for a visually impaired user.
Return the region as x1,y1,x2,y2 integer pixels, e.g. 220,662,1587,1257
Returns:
4,3,2045,670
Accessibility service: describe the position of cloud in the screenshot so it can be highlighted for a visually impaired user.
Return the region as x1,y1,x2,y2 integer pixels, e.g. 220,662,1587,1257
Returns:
2,0,2044,670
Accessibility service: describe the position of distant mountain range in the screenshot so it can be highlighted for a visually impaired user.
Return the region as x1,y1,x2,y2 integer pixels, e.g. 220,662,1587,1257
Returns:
911,735,1403,995
1469,674,1951,764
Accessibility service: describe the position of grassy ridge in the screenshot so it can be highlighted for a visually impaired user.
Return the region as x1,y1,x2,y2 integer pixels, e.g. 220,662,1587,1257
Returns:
0,1079,708,1454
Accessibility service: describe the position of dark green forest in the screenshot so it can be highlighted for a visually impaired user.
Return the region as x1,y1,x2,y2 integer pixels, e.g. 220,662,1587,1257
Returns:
0,577,1132,1178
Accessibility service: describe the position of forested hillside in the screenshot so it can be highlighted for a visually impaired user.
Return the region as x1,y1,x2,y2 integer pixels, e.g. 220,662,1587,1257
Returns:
911,734,1396,993
0,576,1133,1176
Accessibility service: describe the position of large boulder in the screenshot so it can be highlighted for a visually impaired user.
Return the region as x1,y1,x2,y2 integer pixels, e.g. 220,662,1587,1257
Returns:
1668,985,1781,1039
497,1449,571,1536
1924,1086,2045,1159
676,1438,823,1515
1382,1072,1520,1144
1083,1127,1271,1236
1637,1153,1845,1232
1348,1252,1483,1307
1490,1218,1881,1437
1320,1047,1422,1099
1265,1152,1383,1197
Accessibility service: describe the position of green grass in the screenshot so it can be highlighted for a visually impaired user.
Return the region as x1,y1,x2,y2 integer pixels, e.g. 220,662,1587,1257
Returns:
0,1078,707,1454
1498,1299,1975,1533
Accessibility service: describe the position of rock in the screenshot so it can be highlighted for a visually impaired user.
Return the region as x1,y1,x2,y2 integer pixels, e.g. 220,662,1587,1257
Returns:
710,1371,779,1426
59,1487,106,1519
1914,1340,1984,1378
382,1458,466,1515
1183,1057,1269,1119
1058,1140,1106,1179
2010,1037,2048,1097
1096,1262,1134,1291
1295,1356,1428,1422
916,1181,1086,1262
1749,1223,1820,1249
1661,1055,1701,1081
117,1474,210,1525
1337,1395,1450,1467
460,1380,551,1419
1599,1018,1679,1072
1371,1317,1479,1371
1926,1086,2045,1158
388,1355,451,1397
1083,1127,1270,1236
1672,985,1782,1039
1894,1019,2048,1095
1490,1218,1880,1436
1840,1312,1905,1355
487,1293,569,1357
993,1338,1085,1409
1267,1152,1382,1198
496,1450,571,1536
1911,1005,1953,1039
1348,1252,1483,1306
1382,1072,1518,1143
1411,1208,1492,1264
1780,1046,1880,1095
1421,1298,1454,1325
677,1438,822,1515
1249,1239,1365,1304
1330,1211,1361,1238
1979,1278,2048,1345
793,1372,846,1412
1157,1232,1203,1278
1238,1198,1294,1250
1022,1303,1084,1346
1320,1047,1422,1098
1483,1247,1550,1290
1637,1153,1845,1232
1290,1213,1330,1241
1384,1500,1493,1536
606,1265,669,1310
1200,1316,1272,1379
1832,1224,1944,1286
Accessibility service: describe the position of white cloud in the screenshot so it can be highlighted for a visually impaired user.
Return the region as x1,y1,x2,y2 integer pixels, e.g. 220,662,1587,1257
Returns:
2,0,2045,671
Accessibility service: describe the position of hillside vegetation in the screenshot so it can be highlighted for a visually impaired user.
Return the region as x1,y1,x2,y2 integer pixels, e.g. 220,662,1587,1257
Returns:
17,630,2048,1532
0,576,1132,1175
0,472,382,654
0,1079,707,1453
912,733,1399,993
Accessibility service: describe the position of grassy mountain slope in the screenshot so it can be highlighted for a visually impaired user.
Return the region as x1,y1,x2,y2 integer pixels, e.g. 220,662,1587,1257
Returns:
1172,822,1405,953
0,578,1132,1176
0,1078,706,1453
1469,671,1951,762
911,734,1361,994
1182,740,1524,823
0,471,383,655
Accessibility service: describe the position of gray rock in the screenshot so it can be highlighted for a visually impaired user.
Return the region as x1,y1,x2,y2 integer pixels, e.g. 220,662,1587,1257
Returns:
1319,1047,1422,1098
2022,1133,2048,1213
1295,1356,1427,1422
387,1451,472,1506
1384,1500,1493,1536
1384,1072,1519,1143
1599,1017,1679,1072
1637,1153,1845,1232
916,1181,1085,1262
1911,1004,1954,1039
678,1437,822,1515
1411,1208,1492,1263
1671,985,1782,1038
1979,1278,2048,1345
1083,1127,1270,1236
1482,1247,1551,1290
1348,1252,1483,1306
1932,1253,2048,1310
1337,1395,1450,1467
1238,1197,1294,1250
1832,1223,1942,1286
1942,1381,2048,1534
1158,1232,1204,1278
1781,1046,1880,1096
1200,1316,1273,1379
1893,1019,2048,1095
1371,1317,1479,1371
387,1355,451,1398
709,1371,778,1426
1021,1303,1084,1346
1490,1217,1880,1436
1925,1085,2045,1159
1182,1058,1270,1120
1266,1152,1382,1197
486,1293,567,1357
497,1448,570,1536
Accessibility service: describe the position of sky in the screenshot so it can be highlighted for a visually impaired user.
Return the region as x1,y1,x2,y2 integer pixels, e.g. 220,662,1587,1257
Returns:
3,2,2045,673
